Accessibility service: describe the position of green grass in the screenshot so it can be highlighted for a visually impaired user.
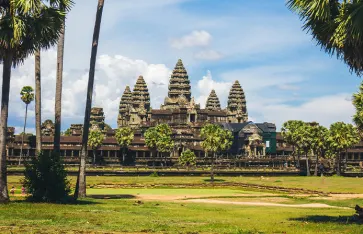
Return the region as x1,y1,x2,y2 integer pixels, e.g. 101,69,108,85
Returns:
0,197,361,234
7,175,363,194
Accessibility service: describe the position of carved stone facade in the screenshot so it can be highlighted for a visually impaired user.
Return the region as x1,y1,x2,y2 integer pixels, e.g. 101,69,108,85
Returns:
117,59,249,128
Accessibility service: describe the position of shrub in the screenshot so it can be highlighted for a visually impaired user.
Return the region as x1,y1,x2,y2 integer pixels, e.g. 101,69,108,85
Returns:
179,149,196,170
22,151,71,203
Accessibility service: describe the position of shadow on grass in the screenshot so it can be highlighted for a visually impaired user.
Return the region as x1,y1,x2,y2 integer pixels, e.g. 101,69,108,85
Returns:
203,179,226,182
87,194,136,200
290,215,360,224
11,198,101,205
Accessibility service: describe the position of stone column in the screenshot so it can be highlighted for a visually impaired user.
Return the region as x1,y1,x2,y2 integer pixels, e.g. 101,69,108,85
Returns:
263,147,266,156
254,147,257,157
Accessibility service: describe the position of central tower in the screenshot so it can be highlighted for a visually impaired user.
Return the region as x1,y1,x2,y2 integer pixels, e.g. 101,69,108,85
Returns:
161,59,192,110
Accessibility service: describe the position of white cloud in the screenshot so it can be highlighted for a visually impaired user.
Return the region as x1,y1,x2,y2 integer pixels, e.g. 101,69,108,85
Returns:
195,71,231,109
256,93,354,130
171,30,212,49
194,50,223,60
277,84,300,91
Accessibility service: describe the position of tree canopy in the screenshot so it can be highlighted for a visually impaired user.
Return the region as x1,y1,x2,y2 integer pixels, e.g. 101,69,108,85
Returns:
87,129,104,151
115,127,134,148
200,124,233,154
20,86,34,105
179,149,196,168
287,0,363,76
145,124,174,153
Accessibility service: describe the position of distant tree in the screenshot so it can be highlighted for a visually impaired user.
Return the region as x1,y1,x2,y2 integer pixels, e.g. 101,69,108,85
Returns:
20,86,34,165
295,123,313,176
88,130,104,165
63,128,72,136
179,149,196,170
281,120,305,167
287,0,363,76
353,82,363,137
115,127,134,163
328,122,359,176
201,124,232,182
145,124,174,166
310,125,329,176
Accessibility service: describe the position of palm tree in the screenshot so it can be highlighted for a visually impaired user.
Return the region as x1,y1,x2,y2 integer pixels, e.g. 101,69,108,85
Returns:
0,0,67,202
115,127,134,164
54,1,74,154
19,86,34,165
88,129,104,166
200,124,232,182
34,51,42,153
74,0,105,199
328,122,359,176
287,0,363,76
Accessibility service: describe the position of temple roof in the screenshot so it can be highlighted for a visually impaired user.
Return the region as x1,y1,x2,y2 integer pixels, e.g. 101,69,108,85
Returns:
165,59,191,105
205,89,221,111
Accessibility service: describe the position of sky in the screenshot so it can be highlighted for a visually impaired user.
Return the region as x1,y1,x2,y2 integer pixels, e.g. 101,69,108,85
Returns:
1,0,361,134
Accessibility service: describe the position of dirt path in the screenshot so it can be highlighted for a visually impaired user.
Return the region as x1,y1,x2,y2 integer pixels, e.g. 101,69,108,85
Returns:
133,194,349,209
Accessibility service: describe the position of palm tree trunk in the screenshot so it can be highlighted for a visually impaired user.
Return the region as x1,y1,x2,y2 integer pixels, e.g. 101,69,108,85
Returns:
54,22,65,155
336,151,341,176
314,154,319,176
35,50,42,154
19,104,28,165
0,51,13,202
305,152,310,176
211,152,215,182
74,0,105,199
93,149,96,166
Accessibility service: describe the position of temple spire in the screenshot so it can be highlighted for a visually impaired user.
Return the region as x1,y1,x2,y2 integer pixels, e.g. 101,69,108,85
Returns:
205,89,221,111
132,76,150,111
168,59,191,101
117,86,133,127
227,80,248,123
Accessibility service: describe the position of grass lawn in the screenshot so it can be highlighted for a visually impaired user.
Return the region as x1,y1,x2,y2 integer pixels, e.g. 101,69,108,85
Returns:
0,196,361,234
7,175,363,193
3,176,363,233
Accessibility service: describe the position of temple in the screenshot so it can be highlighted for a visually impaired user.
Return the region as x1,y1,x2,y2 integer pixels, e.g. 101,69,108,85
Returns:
6,59,363,167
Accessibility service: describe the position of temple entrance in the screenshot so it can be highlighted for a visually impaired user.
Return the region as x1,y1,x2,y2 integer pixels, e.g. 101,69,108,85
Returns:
178,148,183,157
190,114,196,123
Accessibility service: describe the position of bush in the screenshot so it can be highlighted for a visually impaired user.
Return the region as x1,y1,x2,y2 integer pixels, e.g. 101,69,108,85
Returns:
22,151,71,203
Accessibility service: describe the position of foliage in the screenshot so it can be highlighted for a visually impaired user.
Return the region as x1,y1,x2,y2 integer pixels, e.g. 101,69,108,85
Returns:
20,86,34,105
200,124,233,153
328,122,359,153
115,127,134,148
179,149,196,167
63,128,72,136
0,0,73,64
287,0,363,76
22,152,70,202
145,124,174,153
88,129,104,150
281,120,305,152
353,82,363,137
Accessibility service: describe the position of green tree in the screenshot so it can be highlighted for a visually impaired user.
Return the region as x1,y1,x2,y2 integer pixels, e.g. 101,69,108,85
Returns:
75,0,105,199
295,123,314,176
328,122,359,176
179,149,196,170
281,120,305,167
145,124,174,166
19,86,34,165
0,0,69,202
54,1,74,155
287,0,363,76
115,127,134,163
353,82,363,137
200,124,232,182
88,130,104,166
310,125,329,176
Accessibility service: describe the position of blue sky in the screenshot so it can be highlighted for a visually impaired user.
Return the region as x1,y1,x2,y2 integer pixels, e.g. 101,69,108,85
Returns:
1,0,360,133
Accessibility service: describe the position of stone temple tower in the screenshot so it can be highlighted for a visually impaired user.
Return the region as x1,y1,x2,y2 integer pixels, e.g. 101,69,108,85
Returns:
161,59,192,110
129,75,151,128
227,80,248,123
205,89,221,111
117,86,133,128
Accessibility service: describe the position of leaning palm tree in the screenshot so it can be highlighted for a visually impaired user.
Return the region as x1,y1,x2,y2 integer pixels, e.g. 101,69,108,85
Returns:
74,0,106,199
54,1,74,154
287,0,363,76
0,0,67,202
19,86,34,165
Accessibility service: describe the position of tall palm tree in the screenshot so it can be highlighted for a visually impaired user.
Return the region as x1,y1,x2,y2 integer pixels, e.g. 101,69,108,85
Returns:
287,0,363,76
35,50,42,153
74,0,105,199
19,86,34,165
54,1,73,154
0,0,67,202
